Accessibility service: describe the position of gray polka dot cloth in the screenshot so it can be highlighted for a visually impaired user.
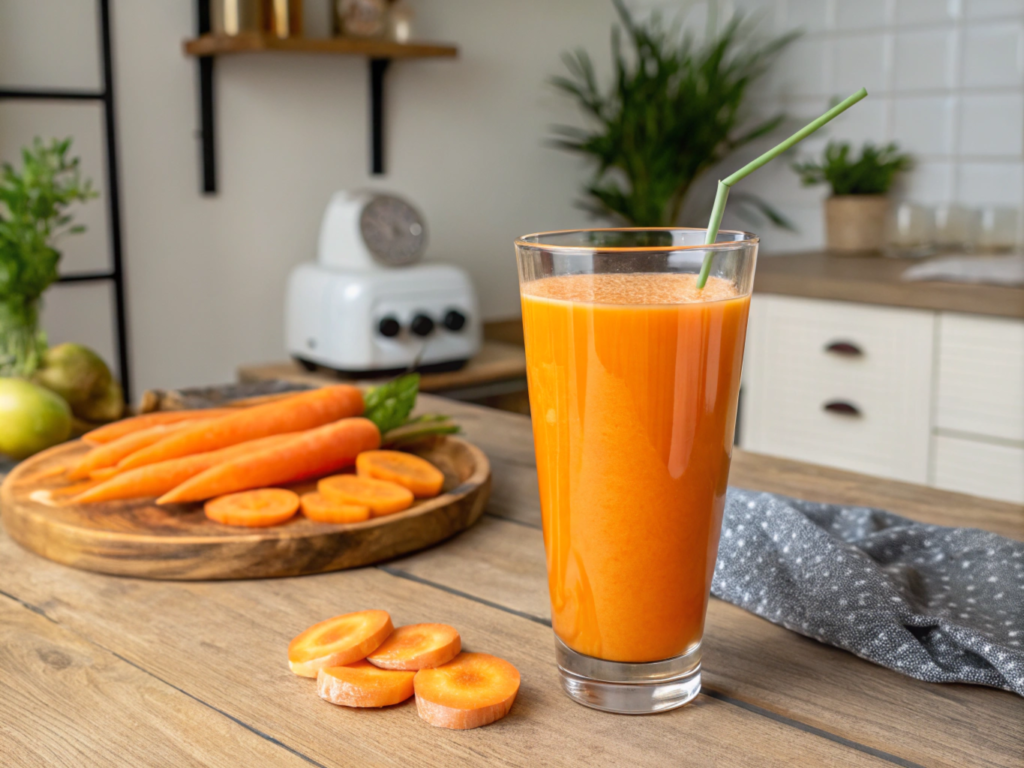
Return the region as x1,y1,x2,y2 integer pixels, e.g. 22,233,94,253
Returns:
711,489,1024,696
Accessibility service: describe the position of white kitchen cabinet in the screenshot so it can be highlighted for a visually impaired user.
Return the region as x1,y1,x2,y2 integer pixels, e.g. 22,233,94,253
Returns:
932,435,1024,505
742,295,934,483
935,313,1024,443
741,296,1024,503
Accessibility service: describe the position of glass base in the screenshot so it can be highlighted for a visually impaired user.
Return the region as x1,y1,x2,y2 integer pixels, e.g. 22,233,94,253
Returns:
554,636,701,714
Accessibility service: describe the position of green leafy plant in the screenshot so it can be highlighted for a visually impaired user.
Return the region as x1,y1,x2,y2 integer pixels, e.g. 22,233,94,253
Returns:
0,138,96,377
550,0,798,227
792,141,913,196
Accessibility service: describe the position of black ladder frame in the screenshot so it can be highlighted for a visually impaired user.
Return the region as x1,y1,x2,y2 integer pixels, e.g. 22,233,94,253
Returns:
0,0,132,401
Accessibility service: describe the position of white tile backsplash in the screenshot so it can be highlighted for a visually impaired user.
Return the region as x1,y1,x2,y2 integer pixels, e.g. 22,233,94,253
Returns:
755,204,826,252
771,38,831,96
958,93,1024,156
781,0,830,33
962,23,1024,88
964,0,1024,19
895,0,961,25
893,96,956,155
958,162,1024,205
674,0,1024,251
833,33,890,93
894,28,958,90
834,0,890,30
827,95,891,144
896,161,956,202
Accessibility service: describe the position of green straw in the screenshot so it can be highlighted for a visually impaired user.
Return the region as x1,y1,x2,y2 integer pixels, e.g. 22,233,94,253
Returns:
696,87,869,289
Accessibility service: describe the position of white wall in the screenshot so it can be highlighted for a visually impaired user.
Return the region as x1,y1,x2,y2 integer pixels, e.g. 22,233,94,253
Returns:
2,0,1021,397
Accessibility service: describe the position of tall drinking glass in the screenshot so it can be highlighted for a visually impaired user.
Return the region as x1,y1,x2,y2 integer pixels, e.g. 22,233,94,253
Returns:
515,228,758,714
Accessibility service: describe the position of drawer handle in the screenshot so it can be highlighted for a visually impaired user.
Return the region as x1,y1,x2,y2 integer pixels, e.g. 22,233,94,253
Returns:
824,340,863,357
823,400,862,418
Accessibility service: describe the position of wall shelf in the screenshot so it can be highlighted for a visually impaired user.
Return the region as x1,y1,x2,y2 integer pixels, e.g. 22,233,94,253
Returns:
182,28,457,194
184,33,457,59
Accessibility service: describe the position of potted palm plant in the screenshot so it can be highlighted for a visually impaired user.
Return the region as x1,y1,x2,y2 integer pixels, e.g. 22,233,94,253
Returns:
550,0,798,228
793,141,913,253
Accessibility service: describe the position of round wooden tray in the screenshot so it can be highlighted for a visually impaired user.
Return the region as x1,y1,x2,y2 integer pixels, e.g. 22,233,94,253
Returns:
0,437,490,580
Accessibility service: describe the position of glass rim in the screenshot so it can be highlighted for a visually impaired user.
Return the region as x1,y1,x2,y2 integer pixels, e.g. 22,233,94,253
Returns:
515,226,759,253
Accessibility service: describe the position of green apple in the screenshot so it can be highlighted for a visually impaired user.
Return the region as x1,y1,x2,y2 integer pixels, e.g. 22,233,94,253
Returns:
0,378,72,460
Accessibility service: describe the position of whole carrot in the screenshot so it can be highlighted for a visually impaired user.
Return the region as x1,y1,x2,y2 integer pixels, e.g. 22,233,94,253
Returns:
118,385,364,472
75,434,295,503
157,417,381,505
68,420,209,480
82,409,235,445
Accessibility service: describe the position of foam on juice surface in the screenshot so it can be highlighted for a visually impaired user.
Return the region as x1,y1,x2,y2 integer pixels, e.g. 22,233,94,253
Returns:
521,273,739,305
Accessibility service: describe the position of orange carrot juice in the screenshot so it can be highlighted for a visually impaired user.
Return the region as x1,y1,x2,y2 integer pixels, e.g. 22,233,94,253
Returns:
521,273,749,663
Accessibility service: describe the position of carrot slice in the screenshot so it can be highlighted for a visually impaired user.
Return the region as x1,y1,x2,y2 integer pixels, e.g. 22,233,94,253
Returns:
300,492,371,524
319,475,413,517
76,435,295,504
317,660,415,708
356,450,444,498
288,610,394,678
367,624,461,671
120,384,364,472
68,421,204,480
413,653,520,730
82,409,235,445
204,488,299,527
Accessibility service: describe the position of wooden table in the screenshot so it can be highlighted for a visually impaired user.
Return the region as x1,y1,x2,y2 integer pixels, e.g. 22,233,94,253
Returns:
755,252,1024,318
2,397,1022,767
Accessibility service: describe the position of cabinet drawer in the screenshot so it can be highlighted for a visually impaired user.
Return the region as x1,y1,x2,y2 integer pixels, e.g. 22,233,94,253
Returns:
742,295,934,483
933,435,1024,505
936,314,1024,442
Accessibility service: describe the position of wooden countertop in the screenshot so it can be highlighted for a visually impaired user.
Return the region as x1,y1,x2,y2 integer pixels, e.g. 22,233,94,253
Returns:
756,252,1024,318
2,397,1021,766
238,340,527,394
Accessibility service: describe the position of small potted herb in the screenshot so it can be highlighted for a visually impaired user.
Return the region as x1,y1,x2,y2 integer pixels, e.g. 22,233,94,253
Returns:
793,141,912,253
0,138,96,377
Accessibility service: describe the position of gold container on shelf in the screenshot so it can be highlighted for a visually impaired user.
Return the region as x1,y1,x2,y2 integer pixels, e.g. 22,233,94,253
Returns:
268,0,303,38
211,0,264,36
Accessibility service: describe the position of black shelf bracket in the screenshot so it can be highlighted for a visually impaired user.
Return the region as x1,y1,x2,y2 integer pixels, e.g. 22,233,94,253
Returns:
195,0,216,194
369,58,390,176
192,2,399,190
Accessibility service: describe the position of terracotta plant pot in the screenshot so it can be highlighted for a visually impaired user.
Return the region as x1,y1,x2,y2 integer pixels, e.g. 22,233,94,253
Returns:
824,195,890,254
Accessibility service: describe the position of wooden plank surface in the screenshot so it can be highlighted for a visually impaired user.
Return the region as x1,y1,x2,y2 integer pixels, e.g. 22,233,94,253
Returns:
2,395,1021,767
0,593,309,768
0,533,888,767
387,515,1022,768
754,252,1024,319
239,341,527,394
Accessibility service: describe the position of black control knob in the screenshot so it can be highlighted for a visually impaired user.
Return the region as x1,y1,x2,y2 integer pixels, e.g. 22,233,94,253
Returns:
378,316,401,338
410,314,434,337
443,310,467,332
